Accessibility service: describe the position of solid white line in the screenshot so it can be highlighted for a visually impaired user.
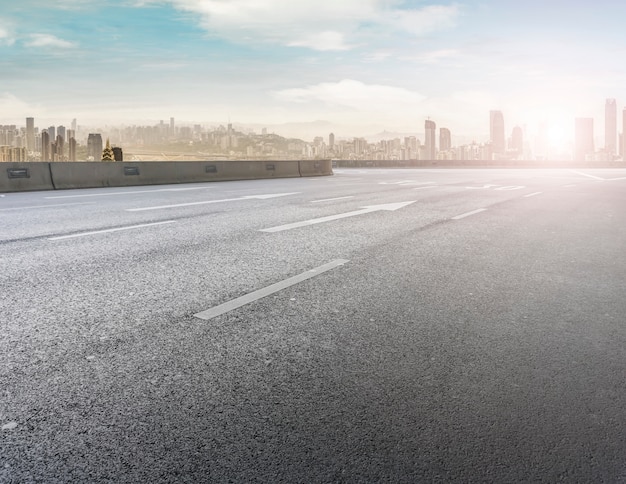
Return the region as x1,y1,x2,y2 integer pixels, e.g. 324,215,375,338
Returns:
127,192,299,212
413,186,438,190
45,187,211,199
523,192,542,198
311,196,355,203
451,208,487,220
194,259,349,320
48,221,176,240
0,202,96,211
127,197,244,211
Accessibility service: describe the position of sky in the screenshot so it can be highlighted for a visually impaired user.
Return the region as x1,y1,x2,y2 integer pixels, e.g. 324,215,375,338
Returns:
2,0,626,145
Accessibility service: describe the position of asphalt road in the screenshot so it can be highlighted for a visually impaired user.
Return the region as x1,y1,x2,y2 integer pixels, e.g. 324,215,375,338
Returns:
1,168,625,482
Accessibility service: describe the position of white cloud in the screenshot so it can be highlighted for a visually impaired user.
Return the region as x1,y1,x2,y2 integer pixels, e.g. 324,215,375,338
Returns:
287,31,352,51
0,93,47,121
273,79,426,112
152,0,459,51
25,34,77,49
0,23,16,46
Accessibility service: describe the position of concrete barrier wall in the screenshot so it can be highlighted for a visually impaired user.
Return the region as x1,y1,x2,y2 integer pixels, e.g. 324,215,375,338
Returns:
0,163,55,192
299,159,333,176
0,160,330,193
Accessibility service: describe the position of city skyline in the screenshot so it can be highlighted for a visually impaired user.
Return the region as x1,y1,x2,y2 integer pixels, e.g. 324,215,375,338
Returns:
2,1,626,147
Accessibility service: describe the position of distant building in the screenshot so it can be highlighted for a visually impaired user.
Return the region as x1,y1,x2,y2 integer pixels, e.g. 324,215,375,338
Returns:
490,110,505,154
439,127,451,152
511,126,523,156
87,133,103,161
424,119,436,159
622,109,626,159
102,138,115,161
68,136,77,162
112,146,123,161
574,118,594,162
56,135,64,160
57,125,66,142
605,99,617,156
26,117,35,152
329,132,335,150
41,131,50,161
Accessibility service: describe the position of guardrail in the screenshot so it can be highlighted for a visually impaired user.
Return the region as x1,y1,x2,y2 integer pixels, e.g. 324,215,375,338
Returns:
0,159,332,193
333,159,626,168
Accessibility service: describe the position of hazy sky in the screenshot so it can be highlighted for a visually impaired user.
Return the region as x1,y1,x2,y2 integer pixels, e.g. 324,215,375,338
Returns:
2,0,626,142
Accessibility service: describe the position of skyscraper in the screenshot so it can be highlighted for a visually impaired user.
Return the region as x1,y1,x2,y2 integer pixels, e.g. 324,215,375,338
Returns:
26,117,35,152
575,118,594,162
41,130,50,161
329,133,335,150
439,127,451,152
57,125,66,142
87,133,103,161
605,98,617,156
425,120,436,159
622,109,626,160
511,126,523,156
490,110,505,154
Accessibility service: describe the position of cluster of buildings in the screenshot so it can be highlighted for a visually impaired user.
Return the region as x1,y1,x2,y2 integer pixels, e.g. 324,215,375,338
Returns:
0,119,122,162
1,101,625,163
574,99,625,162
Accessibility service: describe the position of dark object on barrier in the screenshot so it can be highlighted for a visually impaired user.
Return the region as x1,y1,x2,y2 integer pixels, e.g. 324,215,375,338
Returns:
124,166,140,176
266,164,275,171
7,168,30,179
205,165,218,173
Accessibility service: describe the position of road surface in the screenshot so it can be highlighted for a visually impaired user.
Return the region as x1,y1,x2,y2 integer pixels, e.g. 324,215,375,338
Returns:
1,168,625,482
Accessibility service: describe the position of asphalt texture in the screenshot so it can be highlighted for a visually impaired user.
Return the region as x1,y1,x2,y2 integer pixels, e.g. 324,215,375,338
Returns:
1,168,625,482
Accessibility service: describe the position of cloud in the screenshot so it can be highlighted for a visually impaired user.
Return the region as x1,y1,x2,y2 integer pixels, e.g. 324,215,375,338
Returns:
273,79,426,112
0,93,47,121
287,31,352,51
150,0,460,51
25,34,77,49
0,22,16,45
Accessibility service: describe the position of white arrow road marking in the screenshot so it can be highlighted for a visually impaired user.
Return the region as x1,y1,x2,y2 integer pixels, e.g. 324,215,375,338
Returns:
260,201,416,233
570,170,604,180
194,259,349,320
48,221,176,240
126,192,300,211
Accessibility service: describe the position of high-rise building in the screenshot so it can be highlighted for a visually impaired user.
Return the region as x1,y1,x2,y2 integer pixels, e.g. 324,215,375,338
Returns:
56,135,64,160
511,126,523,156
605,99,617,156
490,110,505,154
47,126,56,142
439,127,451,152
424,120,436,159
68,136,77,162
26,117,35,152
87,133,103,161
575,118,594,162
71,118,77,133
41,131,50,161
57,125,66,142
329,133,335,150
622,109,626,160
112,147,123,161
102,138,115,161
